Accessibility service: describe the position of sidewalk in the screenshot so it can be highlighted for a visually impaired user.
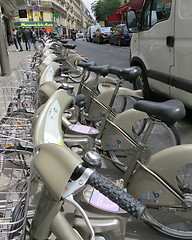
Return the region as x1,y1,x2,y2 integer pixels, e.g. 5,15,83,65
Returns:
0,44,35,76
8,44,35,72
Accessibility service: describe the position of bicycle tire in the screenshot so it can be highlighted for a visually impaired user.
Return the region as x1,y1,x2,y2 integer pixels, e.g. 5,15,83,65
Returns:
143,162,192,239
109,121,180,172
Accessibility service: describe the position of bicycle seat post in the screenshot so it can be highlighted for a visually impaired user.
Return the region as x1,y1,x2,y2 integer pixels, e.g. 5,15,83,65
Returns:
77,68,89,95
108,76,123,108
96,77,123,140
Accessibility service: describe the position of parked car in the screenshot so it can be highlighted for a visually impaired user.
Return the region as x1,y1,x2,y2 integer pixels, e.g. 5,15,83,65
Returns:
76,32,85,38
109,24,131,46
86,25,101,42
92,27,112,44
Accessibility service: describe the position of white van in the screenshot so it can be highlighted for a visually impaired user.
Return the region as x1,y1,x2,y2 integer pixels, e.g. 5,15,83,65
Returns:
127,0,192,109
86,25,101,42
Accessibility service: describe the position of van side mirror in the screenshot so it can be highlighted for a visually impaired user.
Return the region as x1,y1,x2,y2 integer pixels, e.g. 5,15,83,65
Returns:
126,9,138,33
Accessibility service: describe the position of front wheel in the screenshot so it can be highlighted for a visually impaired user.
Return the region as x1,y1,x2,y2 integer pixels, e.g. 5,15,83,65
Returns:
143,162,192,239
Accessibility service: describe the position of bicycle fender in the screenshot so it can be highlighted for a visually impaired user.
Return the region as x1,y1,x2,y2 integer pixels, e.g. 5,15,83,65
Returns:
39,54,58,73
32,143,82,201
87,90,144,122
39,82,61,103
39,62,60,86
84,76,117,92
68,55,87,66
41,49,54,62
101,109,148,150
128,144,192,207
33,89,72,146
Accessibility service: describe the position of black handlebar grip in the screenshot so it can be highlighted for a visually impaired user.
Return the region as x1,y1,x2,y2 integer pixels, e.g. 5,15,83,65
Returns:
88,171,146,219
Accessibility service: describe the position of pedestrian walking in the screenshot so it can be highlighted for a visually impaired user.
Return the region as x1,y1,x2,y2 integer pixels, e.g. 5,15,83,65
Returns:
16,28,23,51
23,28,31,51
31,26,37,50
12,28,19,51
39,28,44,37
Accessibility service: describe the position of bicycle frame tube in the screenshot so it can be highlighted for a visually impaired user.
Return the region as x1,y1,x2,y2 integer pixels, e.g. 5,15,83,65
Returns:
30,186,83,240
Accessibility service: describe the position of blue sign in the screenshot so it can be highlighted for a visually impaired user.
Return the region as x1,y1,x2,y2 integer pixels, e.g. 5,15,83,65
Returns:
33,4,40,12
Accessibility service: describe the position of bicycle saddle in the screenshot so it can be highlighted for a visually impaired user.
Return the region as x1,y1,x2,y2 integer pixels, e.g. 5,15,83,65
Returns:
56,57,67,62
60,39,68,44
77,61,96,69
53,51,62,55
134,99,186,124
59,66,70,72
109,66,141,82
87,65,109,77
63,44,76,49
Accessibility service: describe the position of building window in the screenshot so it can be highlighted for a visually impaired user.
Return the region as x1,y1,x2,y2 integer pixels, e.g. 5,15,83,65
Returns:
28,10,33,21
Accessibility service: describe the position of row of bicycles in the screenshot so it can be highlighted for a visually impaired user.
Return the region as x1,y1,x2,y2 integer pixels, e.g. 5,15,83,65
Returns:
0,34,192,239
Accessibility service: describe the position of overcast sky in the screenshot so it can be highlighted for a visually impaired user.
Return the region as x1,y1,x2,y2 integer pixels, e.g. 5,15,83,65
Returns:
83,0,95,16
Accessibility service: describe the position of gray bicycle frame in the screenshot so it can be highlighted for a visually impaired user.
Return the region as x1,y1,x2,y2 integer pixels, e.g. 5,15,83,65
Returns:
31,88,191,240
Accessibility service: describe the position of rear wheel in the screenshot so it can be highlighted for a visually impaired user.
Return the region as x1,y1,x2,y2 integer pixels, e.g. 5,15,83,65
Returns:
109,121,180,172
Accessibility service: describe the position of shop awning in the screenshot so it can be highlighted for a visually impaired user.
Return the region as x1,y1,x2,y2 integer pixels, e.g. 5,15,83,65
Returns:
106,11,121,23
107,0,144,23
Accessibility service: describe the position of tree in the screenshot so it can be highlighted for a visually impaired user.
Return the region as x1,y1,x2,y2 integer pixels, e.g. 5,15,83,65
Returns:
91,0,120,22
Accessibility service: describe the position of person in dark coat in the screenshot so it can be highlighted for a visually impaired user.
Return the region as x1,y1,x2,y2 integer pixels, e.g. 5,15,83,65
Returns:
12,28,19,51
23,28,31,51
31,27,37,50
16,28,23,51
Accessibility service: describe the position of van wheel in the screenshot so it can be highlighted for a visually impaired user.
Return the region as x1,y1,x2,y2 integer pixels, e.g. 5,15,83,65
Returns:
133,67,153,99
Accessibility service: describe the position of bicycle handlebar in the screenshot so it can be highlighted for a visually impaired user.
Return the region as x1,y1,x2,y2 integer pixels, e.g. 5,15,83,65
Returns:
87,171,146,219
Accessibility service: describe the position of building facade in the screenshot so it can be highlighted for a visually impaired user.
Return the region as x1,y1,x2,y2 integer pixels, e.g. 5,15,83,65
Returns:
14,0,96,36
0,0,26,75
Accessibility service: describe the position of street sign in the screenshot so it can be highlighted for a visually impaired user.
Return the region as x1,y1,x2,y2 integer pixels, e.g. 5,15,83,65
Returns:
33,4,40,12
34,12,40,17
53,13,60,19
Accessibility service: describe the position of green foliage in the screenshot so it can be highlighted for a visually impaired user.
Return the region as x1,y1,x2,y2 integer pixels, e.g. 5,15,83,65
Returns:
91,0,120,22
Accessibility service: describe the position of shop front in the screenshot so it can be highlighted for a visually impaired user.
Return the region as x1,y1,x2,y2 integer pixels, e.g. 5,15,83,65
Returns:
14,21,58,33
